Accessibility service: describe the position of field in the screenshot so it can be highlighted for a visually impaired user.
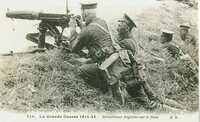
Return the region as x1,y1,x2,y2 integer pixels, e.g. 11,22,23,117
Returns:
0,0,198,113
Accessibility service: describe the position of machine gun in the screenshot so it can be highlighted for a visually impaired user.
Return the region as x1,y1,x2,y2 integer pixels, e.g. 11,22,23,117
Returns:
6,0,81,50
6,11,71,27
6,11,81,49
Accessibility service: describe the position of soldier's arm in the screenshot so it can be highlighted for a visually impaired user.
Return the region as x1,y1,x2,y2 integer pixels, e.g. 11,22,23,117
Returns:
166,44,180,58
70,27,90,53
119,39,136,55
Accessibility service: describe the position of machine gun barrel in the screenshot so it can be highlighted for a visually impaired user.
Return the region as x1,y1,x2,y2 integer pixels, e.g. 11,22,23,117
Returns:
6,11,72,27
6,11,68,20
6,11,40,20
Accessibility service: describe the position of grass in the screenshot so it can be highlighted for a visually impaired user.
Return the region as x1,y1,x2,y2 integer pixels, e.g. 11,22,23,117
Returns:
131,0,198,112
1,50,130,112
0,0,198,113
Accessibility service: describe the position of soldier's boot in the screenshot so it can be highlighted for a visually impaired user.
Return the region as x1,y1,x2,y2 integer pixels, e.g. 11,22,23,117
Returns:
110,83,125,105
120,82,130,103
107,85,114,98
142,80,161,102
163,98,186,110
158,103,184,113
149,100,184,113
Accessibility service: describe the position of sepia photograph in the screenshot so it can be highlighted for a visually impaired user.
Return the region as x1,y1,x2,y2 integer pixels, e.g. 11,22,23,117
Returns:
0,0,199,121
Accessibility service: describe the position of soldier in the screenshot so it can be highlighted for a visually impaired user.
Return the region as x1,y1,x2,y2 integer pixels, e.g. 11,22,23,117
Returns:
179,23,196,46
161,29,198,93
69,0,185,111
179,23,198,64
116,14,185,112
69,0,126,104
159,30,181,59
117,13,158,106
160,29,198,64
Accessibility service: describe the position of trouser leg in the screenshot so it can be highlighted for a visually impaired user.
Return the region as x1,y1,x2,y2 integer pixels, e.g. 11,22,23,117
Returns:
126,81,158,109
127,81,184,112
79,62,124,104
108,76,125,105
106,59,131,105
141,80,158,101
163,98,185,110
79,63,108,93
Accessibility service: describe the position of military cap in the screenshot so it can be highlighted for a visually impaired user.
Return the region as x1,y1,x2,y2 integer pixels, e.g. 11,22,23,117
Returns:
80,0,97,9
180,23,190,29
123,13,137,30
162,29,174,36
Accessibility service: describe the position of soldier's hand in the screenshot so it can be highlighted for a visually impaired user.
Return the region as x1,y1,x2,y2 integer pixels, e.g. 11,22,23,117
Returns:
74,15,85,29
68,18,78,38
69,18,77,29
74,15,82,26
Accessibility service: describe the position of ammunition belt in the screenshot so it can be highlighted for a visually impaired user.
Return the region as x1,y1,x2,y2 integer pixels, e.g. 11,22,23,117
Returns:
89,45,116,64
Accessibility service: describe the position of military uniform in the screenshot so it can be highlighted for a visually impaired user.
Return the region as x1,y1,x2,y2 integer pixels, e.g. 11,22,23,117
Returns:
118,38,160,109
116,14,161,109
164,42,180,59
117,16,185,111
71,17,113,63
75,17,115,90
159,30,181,59
71,1,128,103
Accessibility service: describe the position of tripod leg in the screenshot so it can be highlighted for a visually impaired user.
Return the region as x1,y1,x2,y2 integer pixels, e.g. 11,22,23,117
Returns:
38,22,47,48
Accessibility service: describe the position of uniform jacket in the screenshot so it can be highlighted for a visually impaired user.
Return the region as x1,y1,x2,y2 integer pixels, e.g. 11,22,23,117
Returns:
118,38,136,56
71,17,113,62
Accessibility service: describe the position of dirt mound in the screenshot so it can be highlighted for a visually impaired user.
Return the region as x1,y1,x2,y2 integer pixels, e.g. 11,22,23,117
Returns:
0,50,132,112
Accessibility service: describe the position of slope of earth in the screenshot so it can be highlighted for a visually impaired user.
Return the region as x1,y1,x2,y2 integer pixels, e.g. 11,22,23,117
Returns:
130,0,198,112
0,0,198,112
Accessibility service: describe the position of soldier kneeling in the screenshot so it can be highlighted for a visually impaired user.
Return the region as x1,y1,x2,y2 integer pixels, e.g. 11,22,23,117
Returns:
116,14,185,112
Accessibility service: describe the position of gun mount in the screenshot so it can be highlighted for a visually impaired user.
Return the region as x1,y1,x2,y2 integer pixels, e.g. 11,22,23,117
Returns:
6,10,81,49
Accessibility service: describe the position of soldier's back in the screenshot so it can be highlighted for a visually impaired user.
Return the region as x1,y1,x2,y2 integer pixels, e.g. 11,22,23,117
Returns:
86,18,112,48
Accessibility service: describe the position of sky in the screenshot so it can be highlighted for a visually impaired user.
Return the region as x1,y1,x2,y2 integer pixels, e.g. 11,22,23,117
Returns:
0,0,157,54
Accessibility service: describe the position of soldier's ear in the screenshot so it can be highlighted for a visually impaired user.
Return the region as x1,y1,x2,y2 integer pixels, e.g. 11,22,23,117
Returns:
126,25,131,32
